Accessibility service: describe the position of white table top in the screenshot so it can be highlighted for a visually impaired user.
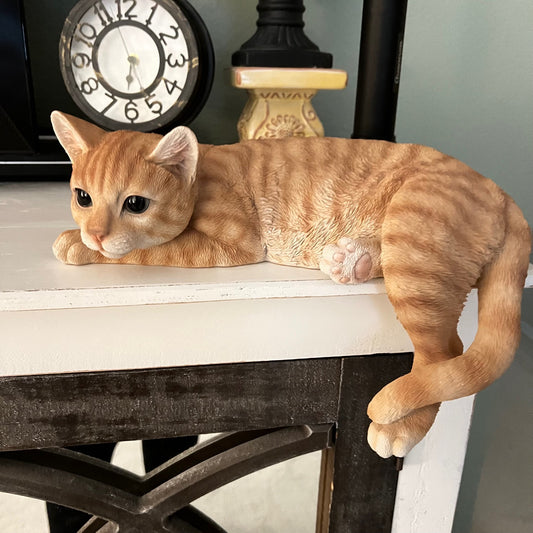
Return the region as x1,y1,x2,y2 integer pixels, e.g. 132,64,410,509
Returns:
0,181,531,377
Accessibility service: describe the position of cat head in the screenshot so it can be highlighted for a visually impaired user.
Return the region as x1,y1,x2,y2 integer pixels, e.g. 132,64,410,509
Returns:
51,111,198,259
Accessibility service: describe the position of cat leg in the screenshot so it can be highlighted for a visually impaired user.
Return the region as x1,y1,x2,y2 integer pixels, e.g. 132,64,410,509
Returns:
367,332,464,457
368,221,472,426
367,319,467,425
120,228,265,267
54,227,265,267
320,237,382,284
364,172,494,426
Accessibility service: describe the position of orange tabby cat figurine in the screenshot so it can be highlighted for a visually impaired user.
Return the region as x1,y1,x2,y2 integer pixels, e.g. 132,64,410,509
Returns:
51,111,531,458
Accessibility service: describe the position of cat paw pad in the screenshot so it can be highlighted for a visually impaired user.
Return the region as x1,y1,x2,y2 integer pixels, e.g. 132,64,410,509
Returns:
320,237,375,284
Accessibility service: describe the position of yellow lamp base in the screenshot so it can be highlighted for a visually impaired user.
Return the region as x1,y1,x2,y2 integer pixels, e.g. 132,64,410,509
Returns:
231,67,348,141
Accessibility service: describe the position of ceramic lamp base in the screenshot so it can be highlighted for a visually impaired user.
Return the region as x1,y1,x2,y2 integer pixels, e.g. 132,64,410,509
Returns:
231,67,347,140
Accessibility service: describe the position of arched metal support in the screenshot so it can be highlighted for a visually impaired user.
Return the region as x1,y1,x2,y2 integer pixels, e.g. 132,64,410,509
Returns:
0,424,334,532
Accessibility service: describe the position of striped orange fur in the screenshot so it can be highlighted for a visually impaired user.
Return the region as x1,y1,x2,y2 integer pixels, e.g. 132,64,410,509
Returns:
51,111,531,458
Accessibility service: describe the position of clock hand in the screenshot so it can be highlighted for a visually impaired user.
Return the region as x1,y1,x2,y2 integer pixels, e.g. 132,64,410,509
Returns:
126,63,134,89
117,27,145,93
126,58,137,90
127,55,144,93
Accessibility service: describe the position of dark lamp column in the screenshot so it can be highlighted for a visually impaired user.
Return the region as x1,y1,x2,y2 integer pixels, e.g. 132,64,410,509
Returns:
232,0,332,68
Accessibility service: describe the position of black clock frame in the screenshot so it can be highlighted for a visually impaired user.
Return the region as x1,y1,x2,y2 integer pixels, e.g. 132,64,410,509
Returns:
0,0,214,179
59,0,204,132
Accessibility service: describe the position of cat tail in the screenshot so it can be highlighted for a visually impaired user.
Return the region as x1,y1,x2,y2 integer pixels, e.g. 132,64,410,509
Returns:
369,196,531,425
468,199,531,378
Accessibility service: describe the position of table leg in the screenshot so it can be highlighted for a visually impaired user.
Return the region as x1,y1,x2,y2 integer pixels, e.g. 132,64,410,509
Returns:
326,354,412,533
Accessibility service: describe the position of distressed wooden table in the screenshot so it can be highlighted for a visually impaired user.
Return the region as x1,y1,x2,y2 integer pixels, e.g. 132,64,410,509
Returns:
2,182,529,532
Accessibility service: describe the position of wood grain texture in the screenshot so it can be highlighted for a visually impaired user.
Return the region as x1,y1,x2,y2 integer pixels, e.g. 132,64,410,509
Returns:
328,353,413,532
0,354,417,531
0,358,342,451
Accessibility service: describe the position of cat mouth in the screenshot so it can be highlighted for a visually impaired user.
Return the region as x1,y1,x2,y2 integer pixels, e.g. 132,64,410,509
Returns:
82,233,132,258
87,241,128,259
100,249,129,259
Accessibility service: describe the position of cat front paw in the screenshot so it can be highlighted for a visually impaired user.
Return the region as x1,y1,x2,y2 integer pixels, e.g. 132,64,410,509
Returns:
320,237,380,284
53,229,101,265
367,404,439,458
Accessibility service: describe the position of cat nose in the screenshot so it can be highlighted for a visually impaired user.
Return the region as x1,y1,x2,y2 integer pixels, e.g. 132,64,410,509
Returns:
88,230,108,243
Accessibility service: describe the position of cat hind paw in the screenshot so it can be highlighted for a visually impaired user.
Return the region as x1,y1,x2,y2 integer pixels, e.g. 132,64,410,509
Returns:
367,404,440,458
320,237,377,284
368,421,417,458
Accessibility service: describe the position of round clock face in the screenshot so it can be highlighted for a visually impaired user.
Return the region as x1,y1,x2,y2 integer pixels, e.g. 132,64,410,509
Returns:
59,0,213,131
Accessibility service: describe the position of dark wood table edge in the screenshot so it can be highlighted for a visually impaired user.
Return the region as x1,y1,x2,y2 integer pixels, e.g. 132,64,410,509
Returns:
0,354,413,532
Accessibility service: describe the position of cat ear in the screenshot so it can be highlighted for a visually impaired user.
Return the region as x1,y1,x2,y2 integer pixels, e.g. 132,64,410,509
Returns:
50,111,106,161
147,126,199,185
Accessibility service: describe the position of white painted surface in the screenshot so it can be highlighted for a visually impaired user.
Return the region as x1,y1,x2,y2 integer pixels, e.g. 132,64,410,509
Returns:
393,395,475,533
393,291,479,533
1,182,531,533
0,295,413,376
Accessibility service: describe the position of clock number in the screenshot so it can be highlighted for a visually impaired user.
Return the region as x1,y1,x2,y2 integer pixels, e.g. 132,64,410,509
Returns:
94,1,113,27
115,0,137,20
166,53,187,68
74,23,97,48
125,100,139,123
145,94,163,115
163,78,182,95
80,77,99,95
158,26,180,46
72,52,92,69
102,92,118,115
123,0,137,20
145,2,158,26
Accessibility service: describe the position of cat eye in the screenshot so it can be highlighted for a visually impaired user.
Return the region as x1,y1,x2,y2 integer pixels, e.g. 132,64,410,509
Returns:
123,196,150,214
75,188,92,208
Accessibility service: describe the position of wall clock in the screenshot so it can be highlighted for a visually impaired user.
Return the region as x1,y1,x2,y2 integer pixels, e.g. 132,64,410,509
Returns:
59,0,214,132
0,0,214,178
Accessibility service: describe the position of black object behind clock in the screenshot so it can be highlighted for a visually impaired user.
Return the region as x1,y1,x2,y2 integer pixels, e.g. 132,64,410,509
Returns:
0,0,214,178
